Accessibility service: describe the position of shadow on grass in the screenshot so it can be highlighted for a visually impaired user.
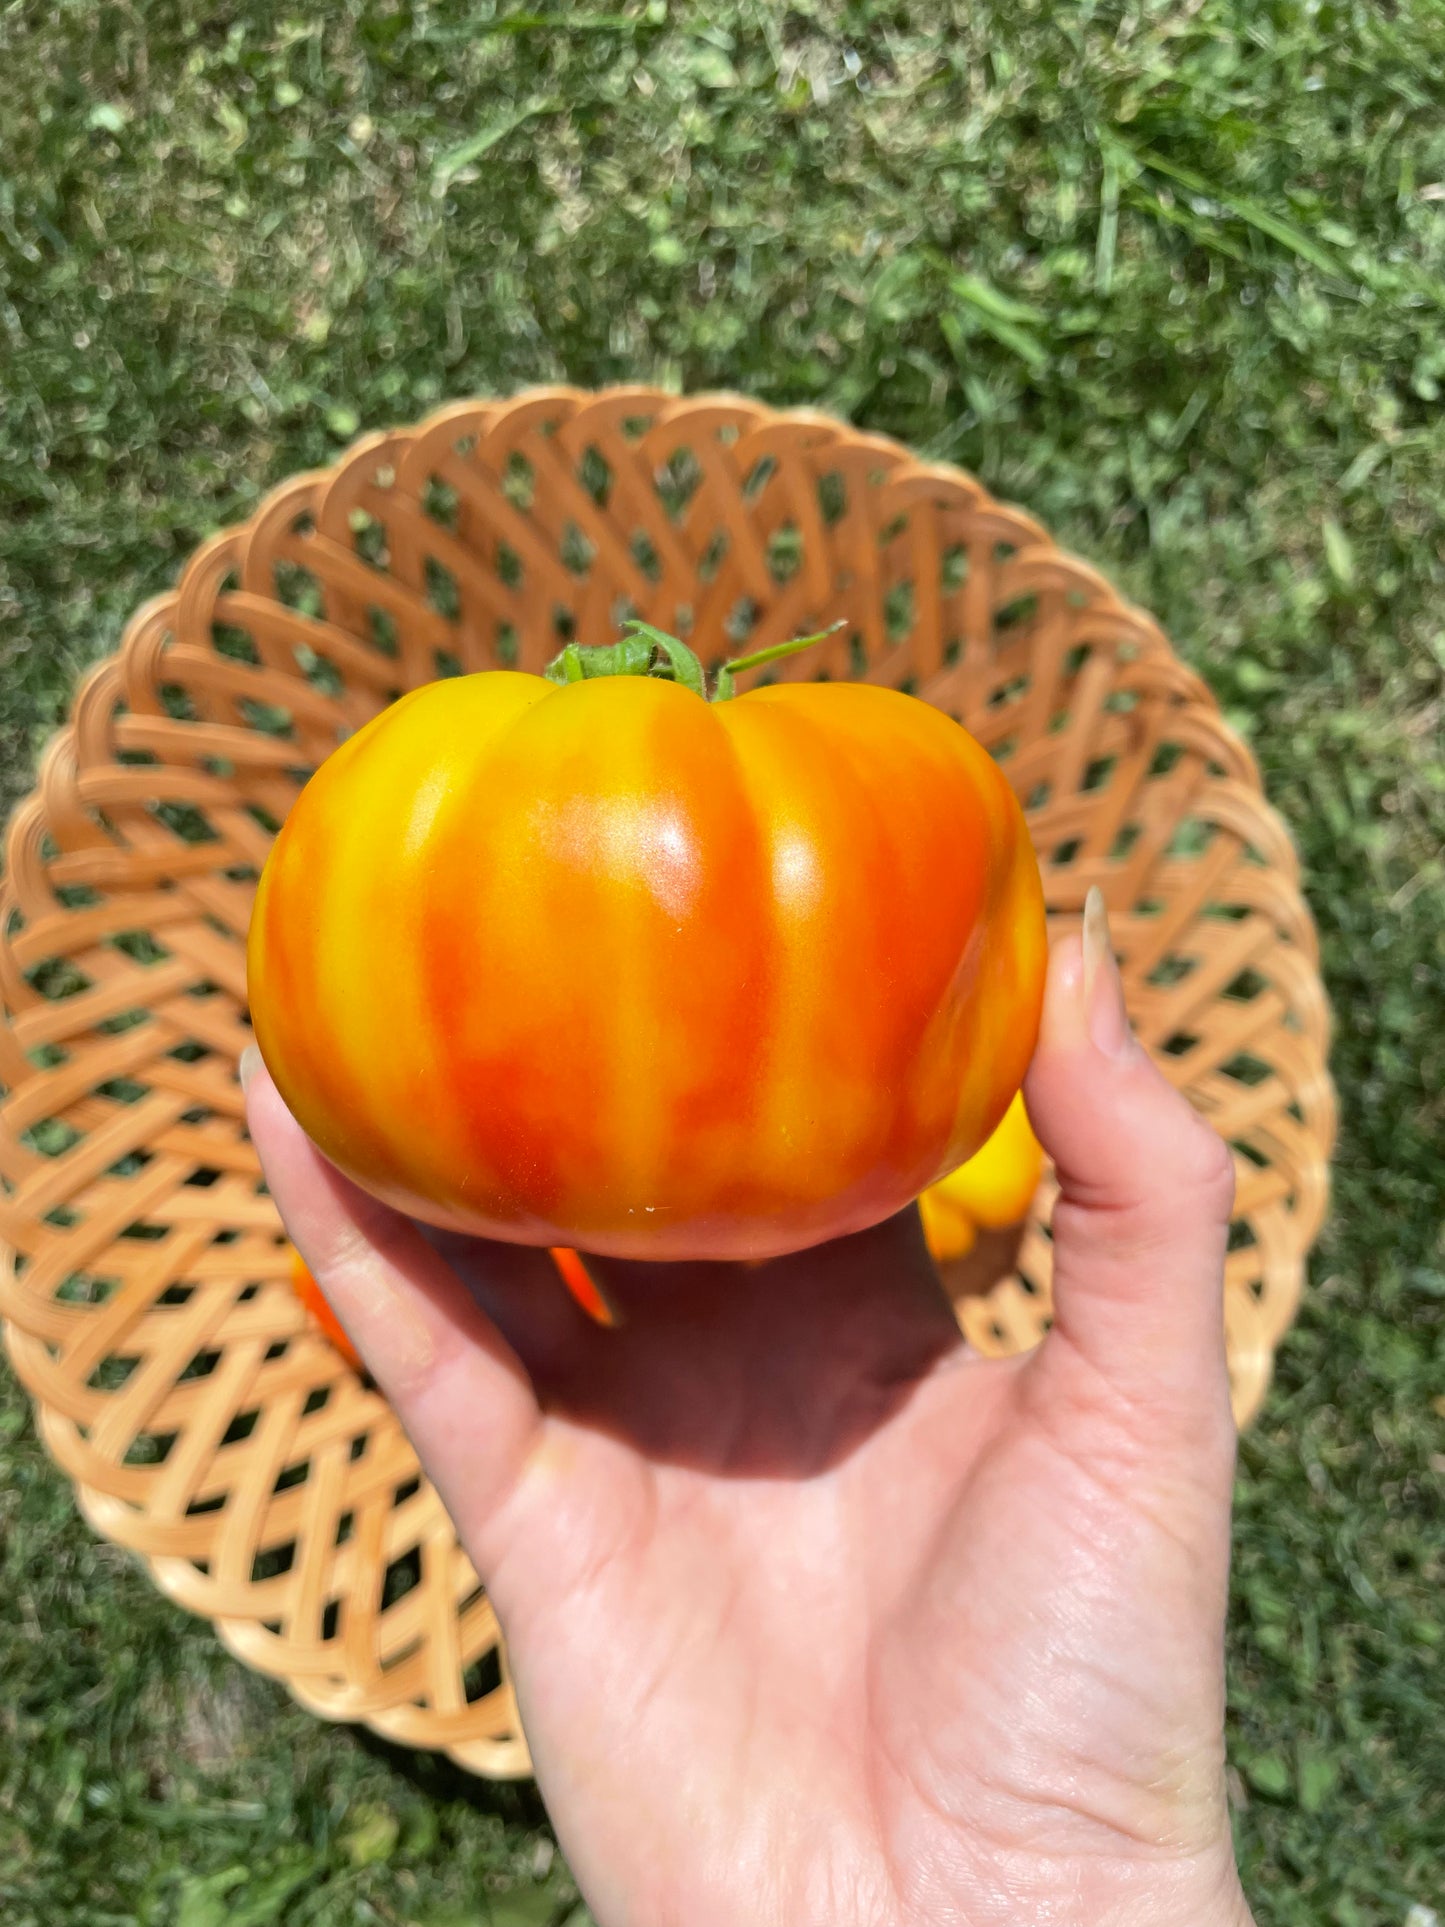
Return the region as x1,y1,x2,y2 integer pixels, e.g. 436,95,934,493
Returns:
353,1723,552,1830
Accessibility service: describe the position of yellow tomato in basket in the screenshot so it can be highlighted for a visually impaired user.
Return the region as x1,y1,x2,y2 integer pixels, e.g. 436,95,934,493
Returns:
918,1093,1043,1263
248,625,1046,1263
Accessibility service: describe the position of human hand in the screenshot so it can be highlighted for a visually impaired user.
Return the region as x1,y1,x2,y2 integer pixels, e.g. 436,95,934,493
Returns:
244,891,1252,1927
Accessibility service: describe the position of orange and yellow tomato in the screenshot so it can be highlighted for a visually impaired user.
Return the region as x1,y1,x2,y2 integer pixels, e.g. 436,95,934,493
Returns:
248,660,1046,1262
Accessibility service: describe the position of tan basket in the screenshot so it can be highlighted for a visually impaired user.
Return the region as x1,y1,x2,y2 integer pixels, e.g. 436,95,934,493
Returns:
0,387,1335,1778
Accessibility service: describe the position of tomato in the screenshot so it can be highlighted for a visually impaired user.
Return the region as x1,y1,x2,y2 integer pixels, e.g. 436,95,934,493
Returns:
550,1246,613,1325
918,1091,1043,1265
248,627,1046,1262
933,1089,1043,1230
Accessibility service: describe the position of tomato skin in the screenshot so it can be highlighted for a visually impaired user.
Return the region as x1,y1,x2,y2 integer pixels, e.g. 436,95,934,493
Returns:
550,1246,613,1325
248,671,1046,1261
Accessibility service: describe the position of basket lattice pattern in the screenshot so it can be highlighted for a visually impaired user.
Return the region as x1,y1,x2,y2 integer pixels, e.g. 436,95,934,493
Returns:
0,388,1335,1777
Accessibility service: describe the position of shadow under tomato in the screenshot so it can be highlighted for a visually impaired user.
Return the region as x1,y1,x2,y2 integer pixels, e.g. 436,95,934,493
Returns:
484,1208,1018,1481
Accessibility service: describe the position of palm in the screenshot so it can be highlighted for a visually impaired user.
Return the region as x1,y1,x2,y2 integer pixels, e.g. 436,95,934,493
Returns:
420,1215,1240,1927
246,921,1252,1927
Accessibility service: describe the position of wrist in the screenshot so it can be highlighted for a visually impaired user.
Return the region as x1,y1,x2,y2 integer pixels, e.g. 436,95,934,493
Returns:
1138,1867,1253,1927
888,1845,1255,1927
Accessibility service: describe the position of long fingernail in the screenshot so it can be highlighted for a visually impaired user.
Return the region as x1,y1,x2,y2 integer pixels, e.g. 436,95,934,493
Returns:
1082,887,1132,1059
239,1043,263,1093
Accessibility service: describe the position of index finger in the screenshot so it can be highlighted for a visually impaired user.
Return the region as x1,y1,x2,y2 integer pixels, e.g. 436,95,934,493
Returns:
242,1049,546,1554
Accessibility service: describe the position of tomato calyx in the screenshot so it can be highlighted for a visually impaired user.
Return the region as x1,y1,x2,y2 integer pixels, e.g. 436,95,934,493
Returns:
545,623,706,698
543,619,846,703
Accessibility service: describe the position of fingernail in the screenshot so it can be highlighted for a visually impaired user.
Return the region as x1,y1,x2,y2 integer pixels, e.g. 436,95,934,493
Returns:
239,1043,263,1093
1082,886,1132,1059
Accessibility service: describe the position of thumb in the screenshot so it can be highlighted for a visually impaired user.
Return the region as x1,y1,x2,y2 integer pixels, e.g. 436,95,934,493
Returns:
1024,887,1236,1438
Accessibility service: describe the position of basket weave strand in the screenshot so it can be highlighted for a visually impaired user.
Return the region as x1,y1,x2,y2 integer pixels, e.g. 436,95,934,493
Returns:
0,388,1334,1777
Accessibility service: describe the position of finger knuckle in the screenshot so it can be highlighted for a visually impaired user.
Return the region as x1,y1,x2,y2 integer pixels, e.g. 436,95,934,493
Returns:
1176,1115,1236,1218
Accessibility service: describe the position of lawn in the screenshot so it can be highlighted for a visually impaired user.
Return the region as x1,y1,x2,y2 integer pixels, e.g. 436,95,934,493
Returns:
2,1,1443,1922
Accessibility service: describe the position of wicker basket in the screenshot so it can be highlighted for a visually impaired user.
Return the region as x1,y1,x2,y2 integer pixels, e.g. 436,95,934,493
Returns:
0,387,1335,1779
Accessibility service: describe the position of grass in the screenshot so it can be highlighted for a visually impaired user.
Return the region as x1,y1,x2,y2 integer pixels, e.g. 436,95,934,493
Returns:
1,0,1442,1921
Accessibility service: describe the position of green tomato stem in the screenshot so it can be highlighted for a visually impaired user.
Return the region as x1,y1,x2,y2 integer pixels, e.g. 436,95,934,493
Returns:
541,618,846,702
711,621,847,700
616,621,708,699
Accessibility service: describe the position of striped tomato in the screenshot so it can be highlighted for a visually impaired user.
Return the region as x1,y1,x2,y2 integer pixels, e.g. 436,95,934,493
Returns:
246,627,1046,1262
